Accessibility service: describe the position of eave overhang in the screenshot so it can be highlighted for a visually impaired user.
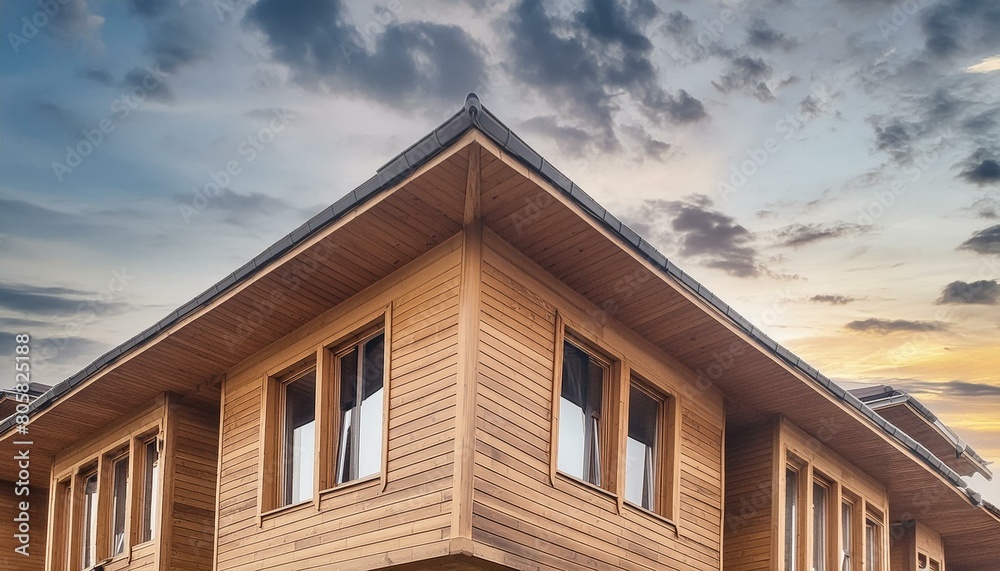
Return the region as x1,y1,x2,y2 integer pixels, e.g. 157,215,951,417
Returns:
3,94,998,567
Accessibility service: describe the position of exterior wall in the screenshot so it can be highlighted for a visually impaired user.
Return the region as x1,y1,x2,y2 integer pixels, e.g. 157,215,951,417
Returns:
778,417,890,571
724,422,775,571
1,482,47,570
214,236,463,571
470,234,726,570
43,393,217,571
166,403,220,571
891,521,945,571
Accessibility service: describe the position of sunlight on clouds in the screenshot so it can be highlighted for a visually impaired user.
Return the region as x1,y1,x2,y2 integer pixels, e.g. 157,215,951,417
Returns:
966,55,1000,74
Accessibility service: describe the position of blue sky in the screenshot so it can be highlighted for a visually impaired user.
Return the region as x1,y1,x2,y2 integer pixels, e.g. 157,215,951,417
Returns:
1,0,999,499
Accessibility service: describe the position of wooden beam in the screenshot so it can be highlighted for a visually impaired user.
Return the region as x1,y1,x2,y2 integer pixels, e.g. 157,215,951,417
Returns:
452,143,482,541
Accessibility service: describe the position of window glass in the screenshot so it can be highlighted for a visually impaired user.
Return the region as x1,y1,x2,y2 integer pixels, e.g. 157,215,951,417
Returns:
785,467,799,571
141,439,160,542
283,371,316,504
112,455,129,555
841,501,853,571
865,518,881,571
558,341,605,485
625,385,658,510
813,482,828,571
337,332,385,484
82,473,98,569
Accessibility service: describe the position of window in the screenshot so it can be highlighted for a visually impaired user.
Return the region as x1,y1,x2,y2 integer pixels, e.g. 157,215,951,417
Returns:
141,437,160,542
81,471,98,569
111,454,129,556
865,516,882,571
281,368,317,505
841,501,853,571
558,340,610,486
785,466,800,571
813,481,829,571
335,331,385,484
625,382,666,512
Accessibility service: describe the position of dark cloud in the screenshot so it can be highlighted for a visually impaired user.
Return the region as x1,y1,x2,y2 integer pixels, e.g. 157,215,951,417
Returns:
505,0,703,151
712,56,775,102
246,0,486,110
663,90,707,124
520,116,591,158
120,0,219,103
662,10,693,37
959,225,1000,255
920,0,1000,59
0,283,130,316
776,223,870,247
44,0,103,45
937,280,1000,305
634,195,764,277
959,149,1000,186
810,294,860,305
620,125,672,161
746,18,797,51
79,68,114,86
173,188,318,228
845,318,947,335
868,117,917,164
903,380,1000,398
963,197,1000,220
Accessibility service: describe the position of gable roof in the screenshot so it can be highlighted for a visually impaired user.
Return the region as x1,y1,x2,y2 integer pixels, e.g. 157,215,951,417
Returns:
3,94,999,566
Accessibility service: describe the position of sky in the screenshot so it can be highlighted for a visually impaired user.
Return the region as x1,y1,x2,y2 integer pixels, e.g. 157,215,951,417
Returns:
1,0,998,502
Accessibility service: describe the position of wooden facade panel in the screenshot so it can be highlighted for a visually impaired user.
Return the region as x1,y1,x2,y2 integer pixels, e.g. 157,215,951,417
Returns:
472,243,724,571
0,482,46,571
166,405,219,571
723,422,774,571
214,242,462,571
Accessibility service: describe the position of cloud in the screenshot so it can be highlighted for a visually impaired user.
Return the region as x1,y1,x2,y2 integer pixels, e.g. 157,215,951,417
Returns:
810,294,860,305
0,283,131,316
620,124,672,161
504,0,703,151
901,380,1000,398
959,225,1000,255
959,149,1000,186
79,68,113,86
845,318,947,335
920,0,1000,59
712,56,775,102
776,222,871,247
245,0,486,110
937,280,1000,305
663,90,707,124
520,116,591,158
172,188,318,228
746,18,797,51
869,116,917,164
632,195,764,278
120,0,221,103
44,0,104,49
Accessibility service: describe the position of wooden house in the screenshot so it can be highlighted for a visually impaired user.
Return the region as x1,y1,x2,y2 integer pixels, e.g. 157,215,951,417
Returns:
2,95,999,571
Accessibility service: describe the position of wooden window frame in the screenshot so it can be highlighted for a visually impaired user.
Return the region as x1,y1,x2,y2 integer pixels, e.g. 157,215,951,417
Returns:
552,329,622,496
106,447,131,559
78,466,100,570
330,326,386,487
783,458,806,571
622,376,676,520
136,431,162,546
812,476,835,571
260,313,390,519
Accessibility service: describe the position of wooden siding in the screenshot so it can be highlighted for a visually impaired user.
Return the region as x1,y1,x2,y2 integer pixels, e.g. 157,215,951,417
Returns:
471,234,725,571
1,482,47,570
214,236,463,571
723,422,774,571
165,404,219,570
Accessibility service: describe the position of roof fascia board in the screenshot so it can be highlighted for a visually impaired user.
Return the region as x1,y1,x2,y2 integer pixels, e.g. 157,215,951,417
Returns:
0,129,481,441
